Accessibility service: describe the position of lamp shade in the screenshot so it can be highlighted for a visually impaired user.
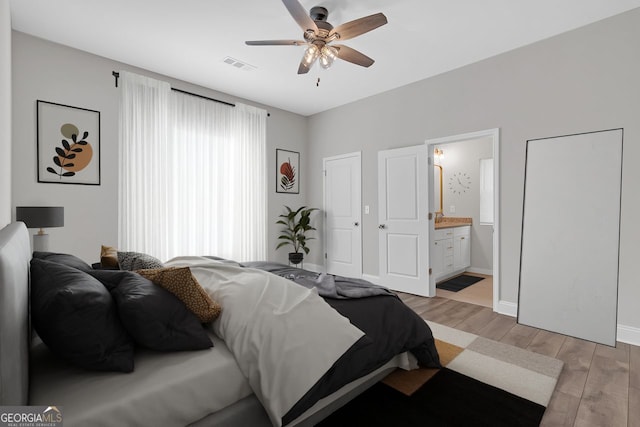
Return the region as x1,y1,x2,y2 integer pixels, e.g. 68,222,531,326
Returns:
16,207,64,229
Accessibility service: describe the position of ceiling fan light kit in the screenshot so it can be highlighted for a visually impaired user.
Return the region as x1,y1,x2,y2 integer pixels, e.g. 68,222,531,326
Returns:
246,0,387,74
319,45,338,69
303,44,320,64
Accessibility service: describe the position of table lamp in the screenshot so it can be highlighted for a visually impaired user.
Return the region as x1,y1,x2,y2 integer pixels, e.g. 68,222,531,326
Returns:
16,206,64,252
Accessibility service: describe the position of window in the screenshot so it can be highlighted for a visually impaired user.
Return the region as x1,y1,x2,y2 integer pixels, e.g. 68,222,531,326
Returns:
118,71,266,261
479,158,494,225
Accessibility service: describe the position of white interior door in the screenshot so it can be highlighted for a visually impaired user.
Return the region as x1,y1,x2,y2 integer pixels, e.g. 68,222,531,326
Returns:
378,145,431,296
323,152,362,277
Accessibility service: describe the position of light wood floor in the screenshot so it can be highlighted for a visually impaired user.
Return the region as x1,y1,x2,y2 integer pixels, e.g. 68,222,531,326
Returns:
397,293,640,427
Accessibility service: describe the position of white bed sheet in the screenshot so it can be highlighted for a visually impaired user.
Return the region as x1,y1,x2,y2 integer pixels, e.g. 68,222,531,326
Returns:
29,333,252,427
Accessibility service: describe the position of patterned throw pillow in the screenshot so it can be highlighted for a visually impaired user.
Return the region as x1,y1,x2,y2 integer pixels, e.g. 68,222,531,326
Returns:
136,267,221,323
118,251,164,270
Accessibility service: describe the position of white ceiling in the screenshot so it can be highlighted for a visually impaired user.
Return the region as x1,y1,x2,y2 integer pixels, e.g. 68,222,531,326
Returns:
10,0,640,116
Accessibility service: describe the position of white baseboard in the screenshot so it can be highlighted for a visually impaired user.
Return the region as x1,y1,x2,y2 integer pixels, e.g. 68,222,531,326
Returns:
495,301,640,346
303,263,324,273
496,300,518,317
617,324,640,346
466,267,493,276
362,274,381,285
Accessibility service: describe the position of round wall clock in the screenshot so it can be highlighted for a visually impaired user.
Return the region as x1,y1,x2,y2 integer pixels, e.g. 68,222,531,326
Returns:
449,172,471,194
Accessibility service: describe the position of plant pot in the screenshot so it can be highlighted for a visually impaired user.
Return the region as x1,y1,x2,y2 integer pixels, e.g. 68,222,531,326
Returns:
288,252,304,265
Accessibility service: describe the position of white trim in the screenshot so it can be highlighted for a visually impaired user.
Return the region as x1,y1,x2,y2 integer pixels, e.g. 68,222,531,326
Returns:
617,324,640,346
303,263,325,274
499,303,640,346
497,300,517,317
362,274,381,286
426,128,500,312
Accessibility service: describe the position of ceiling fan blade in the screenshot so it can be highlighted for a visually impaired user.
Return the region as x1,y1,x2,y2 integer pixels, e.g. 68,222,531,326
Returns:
246,40,306,46
330,13,387,41
334,45,375,67
282,0,318,33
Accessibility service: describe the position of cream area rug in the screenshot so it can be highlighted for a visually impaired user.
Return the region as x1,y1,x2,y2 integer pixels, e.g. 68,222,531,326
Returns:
383,321,564,407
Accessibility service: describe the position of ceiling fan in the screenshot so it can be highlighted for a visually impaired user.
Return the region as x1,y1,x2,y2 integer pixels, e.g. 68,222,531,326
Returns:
246,0,388,74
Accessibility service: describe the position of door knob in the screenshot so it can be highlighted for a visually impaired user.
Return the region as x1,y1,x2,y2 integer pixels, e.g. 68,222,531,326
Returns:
354,222,360,227
378,224,386,229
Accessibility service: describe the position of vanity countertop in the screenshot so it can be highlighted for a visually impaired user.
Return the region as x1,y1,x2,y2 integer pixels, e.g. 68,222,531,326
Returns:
435,217,472,229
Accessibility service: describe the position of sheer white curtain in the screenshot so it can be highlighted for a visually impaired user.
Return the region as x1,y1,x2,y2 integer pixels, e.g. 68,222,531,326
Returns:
118,71,171,258
119,71,267,262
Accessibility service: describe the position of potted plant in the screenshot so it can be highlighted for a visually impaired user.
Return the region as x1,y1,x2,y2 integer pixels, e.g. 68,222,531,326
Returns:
276,206,318,265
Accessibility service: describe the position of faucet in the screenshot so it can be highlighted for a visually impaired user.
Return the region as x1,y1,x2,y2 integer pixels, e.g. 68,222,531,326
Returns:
435,212,444,223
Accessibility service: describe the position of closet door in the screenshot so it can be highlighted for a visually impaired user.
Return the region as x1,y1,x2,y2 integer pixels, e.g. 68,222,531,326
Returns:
324,152,362,277
518,129,622,346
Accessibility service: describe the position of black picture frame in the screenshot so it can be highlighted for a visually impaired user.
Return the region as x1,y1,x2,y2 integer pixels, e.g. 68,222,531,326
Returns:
37,100,101,185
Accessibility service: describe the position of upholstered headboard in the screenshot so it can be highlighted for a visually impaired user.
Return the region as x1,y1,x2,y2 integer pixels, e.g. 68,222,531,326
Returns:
0,222,31,405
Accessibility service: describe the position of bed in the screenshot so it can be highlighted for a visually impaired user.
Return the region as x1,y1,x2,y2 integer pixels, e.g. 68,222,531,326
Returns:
0,222,440,426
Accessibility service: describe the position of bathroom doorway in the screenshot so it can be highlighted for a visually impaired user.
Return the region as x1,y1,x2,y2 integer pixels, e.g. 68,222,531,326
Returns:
426,129,500,311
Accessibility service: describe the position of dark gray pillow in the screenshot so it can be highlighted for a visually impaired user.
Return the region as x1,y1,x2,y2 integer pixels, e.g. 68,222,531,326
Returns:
32,251,92,272
30,259,134,372
89,270,213,351
117,251,164,270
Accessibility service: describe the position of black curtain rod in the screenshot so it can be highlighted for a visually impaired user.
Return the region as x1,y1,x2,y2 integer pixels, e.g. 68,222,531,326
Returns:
112,71,270,116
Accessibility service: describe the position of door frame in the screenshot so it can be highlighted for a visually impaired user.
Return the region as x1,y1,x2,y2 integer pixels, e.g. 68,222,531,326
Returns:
322,151,362,277
425,128,501,312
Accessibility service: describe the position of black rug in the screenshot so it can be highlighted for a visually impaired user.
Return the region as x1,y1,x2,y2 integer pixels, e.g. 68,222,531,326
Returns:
316,368,545,427
437,274,484,292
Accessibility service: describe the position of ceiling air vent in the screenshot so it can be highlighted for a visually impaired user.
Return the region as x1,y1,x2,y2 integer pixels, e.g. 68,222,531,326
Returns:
223,57,256,72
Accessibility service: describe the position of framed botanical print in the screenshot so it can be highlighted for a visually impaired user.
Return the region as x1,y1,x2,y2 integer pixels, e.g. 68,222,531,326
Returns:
37,100,101,185
276,149,299,194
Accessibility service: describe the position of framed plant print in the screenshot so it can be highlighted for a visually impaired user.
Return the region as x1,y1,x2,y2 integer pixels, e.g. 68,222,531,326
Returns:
37,100,101,185
276,149,299,194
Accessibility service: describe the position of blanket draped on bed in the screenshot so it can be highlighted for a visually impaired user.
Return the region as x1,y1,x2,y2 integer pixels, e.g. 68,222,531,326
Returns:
165,257,365,427
242,262,395,299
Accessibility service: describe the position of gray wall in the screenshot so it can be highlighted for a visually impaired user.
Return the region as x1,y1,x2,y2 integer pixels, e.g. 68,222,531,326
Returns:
0,2,10,227
438,137,493,273
307,9,640,331
9,9,640,336
11,31,308,264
